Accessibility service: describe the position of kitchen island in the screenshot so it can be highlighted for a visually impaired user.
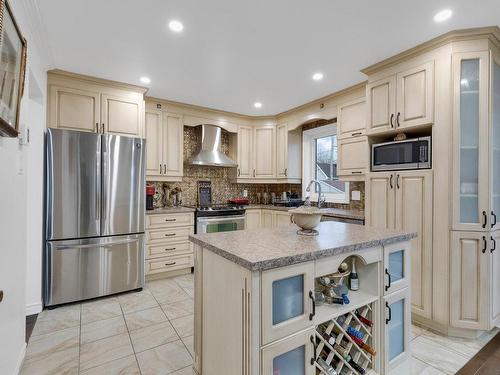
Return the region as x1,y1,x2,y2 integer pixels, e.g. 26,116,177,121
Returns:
190,222,416,375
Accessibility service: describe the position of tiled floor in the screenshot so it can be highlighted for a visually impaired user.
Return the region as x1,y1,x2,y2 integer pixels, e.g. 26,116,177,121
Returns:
21,274,196,375
21,273,499,375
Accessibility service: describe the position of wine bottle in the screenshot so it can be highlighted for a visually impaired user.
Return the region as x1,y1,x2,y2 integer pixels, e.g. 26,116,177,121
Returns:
348,359,366,374
321,332,338,346
333,343,350,359
349,258,359,291
317,358,338,375
346,326,364,339
347,334,377,356
355,310,373,327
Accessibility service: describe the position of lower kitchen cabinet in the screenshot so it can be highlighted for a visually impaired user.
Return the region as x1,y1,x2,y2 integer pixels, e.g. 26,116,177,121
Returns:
275,211,293,227
261,328,316,375
450,231,491,330
383,288,411,375
262,210,274,228
245,209,261,229
247,208,292,229
383,241,410,295
145,212,194,279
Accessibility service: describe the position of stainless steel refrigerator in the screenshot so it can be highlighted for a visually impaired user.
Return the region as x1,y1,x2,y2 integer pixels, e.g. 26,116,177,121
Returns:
45,128,145,306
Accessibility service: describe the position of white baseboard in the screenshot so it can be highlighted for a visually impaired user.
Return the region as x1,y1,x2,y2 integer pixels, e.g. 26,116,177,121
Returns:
25,301,43,316
14,343,26,375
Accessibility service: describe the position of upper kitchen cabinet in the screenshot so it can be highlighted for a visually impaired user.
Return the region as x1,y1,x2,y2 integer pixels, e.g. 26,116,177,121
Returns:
452,51,492,231
47,70,146,138
145,108,184,181
366,62,434,135
254,125,276,178
276,122,301,183
337,97,366,139
237,125,253,179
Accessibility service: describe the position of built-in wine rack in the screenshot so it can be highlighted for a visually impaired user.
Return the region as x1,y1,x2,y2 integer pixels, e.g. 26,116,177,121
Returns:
313,303,374,375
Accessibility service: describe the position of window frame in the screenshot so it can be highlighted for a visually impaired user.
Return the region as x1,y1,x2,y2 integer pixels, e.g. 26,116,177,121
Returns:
302,124,350,204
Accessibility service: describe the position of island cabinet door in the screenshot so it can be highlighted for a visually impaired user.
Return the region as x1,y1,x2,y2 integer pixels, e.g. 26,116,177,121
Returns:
383,242,410,296
383,288,411,375
261,262,315,345
261,328,316,375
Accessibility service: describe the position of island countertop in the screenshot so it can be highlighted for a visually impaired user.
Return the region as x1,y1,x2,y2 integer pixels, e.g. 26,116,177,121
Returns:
189,221,416,271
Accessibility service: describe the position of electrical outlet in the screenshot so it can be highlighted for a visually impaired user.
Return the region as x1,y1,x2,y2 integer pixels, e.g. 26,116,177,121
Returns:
351,190,361,201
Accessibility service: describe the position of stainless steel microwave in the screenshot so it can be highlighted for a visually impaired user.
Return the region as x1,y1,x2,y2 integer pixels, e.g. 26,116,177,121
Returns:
371,136,431,171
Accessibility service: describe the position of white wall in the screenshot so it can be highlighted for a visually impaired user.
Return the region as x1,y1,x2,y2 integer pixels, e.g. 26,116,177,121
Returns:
0,1,51,374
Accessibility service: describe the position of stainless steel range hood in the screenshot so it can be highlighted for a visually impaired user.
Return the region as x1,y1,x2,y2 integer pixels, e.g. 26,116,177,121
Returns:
189,124,238,167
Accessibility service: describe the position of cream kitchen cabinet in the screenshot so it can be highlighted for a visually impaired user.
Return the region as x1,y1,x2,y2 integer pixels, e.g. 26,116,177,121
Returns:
262,209,274,229
276,122,302,183
248,209,292,229
237,125,253,179
254,126,276,179
367,170,433,319
48,71,146,137
366,62,434,135
245,209,261,230
274,211,293,227
145,110,184,181
337,97,366,139
337,136,369,180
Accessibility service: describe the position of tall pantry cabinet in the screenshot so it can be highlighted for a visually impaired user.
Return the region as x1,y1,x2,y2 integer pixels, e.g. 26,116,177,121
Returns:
450,46,500,330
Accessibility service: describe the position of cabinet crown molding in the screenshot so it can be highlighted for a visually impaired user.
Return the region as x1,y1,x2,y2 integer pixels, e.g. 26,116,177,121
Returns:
361,26,500,76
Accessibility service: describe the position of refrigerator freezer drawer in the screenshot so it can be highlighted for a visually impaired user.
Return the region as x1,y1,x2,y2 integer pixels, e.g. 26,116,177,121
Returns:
45,234,145,306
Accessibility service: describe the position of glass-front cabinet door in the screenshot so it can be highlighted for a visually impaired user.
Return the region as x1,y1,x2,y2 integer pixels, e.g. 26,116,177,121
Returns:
383,288,411,374
383,242,410,295
491,51,500,231
261,328,315,375
261,262,315,345
452,51,490,231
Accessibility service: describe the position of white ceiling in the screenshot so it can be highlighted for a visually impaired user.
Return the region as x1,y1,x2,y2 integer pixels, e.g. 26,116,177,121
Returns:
39,0,500,116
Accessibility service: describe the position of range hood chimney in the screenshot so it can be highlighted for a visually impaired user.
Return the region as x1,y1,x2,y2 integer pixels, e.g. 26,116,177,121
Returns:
189,124,238,167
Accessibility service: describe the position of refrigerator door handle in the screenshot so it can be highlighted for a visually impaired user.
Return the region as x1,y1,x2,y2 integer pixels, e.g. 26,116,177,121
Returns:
96,140,101,221
101,136,108,234
54,238,140,250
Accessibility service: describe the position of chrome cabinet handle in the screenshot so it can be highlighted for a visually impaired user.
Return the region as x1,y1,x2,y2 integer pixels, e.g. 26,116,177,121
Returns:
482,236,487,254
390,113,394,128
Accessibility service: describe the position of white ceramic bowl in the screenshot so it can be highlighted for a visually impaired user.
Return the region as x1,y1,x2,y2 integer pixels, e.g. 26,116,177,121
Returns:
289,206,323,230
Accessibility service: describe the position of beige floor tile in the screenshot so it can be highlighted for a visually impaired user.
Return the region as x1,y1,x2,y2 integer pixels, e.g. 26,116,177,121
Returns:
136,340,193,375
31,312,80,337
171,315,194,338
118,290,158,314
81,297,122,325
125,306,168,331
411,356,447,375
411,336,468,374
478,326,500,344
130,321,179,353
149,283,190,304
80,332,134,372
80,354,140,375
171,366,196,375
81,315,127,344
147,278,180,294
161,298,193,320
173,275,194,290
182,335,194,358
20,346,79,375
25,326,79,363
37,304,80,323
420,329,483,359
411,324,427,340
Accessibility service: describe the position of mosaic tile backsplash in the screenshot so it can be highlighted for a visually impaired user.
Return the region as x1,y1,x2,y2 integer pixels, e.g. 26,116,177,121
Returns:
148,126,364,211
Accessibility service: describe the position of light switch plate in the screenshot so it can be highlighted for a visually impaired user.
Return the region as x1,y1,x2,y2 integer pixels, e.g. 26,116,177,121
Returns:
351,190,361,201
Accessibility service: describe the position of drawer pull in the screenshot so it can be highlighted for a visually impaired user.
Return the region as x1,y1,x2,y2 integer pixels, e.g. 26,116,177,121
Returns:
165,262,176,266
351,171,363,174
165,218,177,222
165,247,176,251
165,233,176,237
351,132,362,137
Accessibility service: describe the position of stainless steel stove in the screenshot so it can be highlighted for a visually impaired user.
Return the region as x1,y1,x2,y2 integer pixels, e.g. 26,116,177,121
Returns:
196,205,246,233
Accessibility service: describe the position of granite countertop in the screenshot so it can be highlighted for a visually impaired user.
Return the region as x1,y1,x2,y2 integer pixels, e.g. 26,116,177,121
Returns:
146,206,196,215
190,221,416,271
245,205,365,221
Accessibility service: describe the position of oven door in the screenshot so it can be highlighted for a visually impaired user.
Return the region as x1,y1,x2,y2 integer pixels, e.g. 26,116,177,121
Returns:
196,215,246,234
372,138,430,171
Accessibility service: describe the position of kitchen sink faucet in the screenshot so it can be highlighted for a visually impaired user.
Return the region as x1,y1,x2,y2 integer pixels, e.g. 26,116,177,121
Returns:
305,179,326,208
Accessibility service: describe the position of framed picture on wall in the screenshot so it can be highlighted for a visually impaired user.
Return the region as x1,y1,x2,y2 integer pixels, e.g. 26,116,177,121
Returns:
0,0,27,137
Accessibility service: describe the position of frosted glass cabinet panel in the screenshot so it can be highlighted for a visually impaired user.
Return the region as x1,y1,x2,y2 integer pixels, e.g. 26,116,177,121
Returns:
262,262,315,345
384,288,410,373
452,52,490,231
273,345,305,375
492,56,500,230
384,242,410,295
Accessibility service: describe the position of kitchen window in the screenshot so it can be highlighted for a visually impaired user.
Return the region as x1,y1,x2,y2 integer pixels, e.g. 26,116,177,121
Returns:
302,124,349,203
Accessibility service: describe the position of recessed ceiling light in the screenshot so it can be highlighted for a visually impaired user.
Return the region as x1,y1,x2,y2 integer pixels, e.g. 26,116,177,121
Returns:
140,76,151,84
312,72,324,81
433,9,452,23
254,102,262,109
169,20,184,33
